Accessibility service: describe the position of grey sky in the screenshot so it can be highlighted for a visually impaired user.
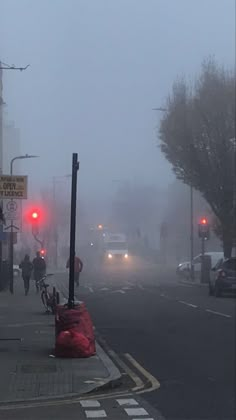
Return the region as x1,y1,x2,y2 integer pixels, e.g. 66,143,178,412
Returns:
1,0,235,201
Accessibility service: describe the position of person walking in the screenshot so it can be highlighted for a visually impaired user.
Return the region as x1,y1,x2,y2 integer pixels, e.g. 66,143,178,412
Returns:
33,251,46,293
66,254,83,287
19,255,33,296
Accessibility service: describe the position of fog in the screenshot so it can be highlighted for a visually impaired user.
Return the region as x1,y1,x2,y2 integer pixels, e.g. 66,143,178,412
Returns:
1,0,235,258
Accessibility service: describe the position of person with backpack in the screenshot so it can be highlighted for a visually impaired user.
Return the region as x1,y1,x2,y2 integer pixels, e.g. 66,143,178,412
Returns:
19,255,33,296
33,251,46,293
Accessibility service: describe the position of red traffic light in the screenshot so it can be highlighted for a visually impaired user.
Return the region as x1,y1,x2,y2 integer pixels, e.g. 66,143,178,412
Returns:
200,217,208,225
31,211,39,220
40,249,46,256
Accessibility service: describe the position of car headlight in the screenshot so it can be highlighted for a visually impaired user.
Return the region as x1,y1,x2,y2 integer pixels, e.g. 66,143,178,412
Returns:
124,254,128,259
108,253,113,259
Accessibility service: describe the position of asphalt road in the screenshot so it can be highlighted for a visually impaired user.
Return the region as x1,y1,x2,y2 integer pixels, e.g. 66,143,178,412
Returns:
76,256,236,420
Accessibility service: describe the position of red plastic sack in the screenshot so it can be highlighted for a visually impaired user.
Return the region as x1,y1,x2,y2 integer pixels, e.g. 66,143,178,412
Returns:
55,303,96,358
56,329,91,358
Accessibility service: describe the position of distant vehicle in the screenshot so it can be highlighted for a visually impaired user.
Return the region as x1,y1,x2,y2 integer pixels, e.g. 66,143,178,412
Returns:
104,233,129,261
209,257,236,297
177,252,224,280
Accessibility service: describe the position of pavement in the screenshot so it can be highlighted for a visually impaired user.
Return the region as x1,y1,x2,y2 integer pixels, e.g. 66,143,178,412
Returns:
1,257,235,419
0,279,123,412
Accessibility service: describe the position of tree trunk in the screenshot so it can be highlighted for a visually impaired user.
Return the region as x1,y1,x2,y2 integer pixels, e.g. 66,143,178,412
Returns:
222,225,233,258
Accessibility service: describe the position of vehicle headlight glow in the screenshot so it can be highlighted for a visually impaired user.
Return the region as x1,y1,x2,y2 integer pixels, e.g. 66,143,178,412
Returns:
124,253,128,259
108,253,113,259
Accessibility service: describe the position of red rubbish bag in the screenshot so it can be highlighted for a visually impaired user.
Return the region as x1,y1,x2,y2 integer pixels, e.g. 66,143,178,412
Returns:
55,303,96,358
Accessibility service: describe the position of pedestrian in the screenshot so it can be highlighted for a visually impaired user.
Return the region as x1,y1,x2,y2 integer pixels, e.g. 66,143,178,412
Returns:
33,251,46,293
19,255,33,296
66,254,83,287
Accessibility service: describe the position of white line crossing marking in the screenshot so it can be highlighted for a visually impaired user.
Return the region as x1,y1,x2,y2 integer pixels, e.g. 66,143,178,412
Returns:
205,309,231,318
100,287,109,291
132,418,154,420
80,400,101,408
88,287,94,293
116,398,139,406
125,407,148,416
111,290,126,294
178,300,198,308
85,409,107,418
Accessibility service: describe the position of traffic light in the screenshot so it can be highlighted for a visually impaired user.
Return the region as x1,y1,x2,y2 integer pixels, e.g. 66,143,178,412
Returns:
30,209,39,235
40,248,46,257
198,217,210,239
98,224,103,230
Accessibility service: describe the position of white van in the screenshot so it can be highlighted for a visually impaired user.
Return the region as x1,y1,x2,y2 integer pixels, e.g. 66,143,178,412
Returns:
177,252,224,280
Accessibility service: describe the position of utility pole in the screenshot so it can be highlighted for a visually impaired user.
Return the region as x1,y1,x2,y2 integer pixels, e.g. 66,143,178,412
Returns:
68,154,79,309
190,185,194,280
0,60,29,287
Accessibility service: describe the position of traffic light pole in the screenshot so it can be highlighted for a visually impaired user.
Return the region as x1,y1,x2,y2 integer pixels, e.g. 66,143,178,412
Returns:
190,185,194,280
68,153,79,309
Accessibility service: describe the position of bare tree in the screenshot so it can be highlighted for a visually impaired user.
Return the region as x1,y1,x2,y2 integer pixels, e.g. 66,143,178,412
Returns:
159,58,235,257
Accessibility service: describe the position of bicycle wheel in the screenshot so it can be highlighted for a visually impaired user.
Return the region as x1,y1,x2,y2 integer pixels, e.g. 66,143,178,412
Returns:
41,291,50,312
50,287,57,314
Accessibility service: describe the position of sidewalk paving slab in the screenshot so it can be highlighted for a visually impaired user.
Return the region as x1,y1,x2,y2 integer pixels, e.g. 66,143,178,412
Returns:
0,279,121,405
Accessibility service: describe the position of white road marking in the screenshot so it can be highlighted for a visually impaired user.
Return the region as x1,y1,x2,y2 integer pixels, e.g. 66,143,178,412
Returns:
178,300,198,308
111,290,126,294
122,286,132,290
80,400,101,408
100,287,109,291
205,309,231,318
85,410,107,418
88,287,94,293
125,407,148,416
138,285,145,290
132,418,154,420
116,398,139,406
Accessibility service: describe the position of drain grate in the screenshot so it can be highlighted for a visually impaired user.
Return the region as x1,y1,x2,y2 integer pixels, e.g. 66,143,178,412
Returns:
20,364,57,373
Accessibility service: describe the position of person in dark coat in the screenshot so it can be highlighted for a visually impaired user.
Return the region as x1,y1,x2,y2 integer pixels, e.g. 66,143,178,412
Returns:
33,251,46,293
19,255,33,296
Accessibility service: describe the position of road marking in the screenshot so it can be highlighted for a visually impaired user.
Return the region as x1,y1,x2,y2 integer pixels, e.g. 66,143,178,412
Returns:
125,407,148,416
85,409,107,418
100,287,109,291
80,400,101,408
178,300,198,308
124,353,160,393
105,348,144,392
88,287,94,293
205,309,231,318
116,398,138,406
138,284,145,290
111,290,126,294
0,390,133,410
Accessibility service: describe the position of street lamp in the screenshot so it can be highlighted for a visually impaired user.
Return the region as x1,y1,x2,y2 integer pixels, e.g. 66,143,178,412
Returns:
10,154,39,176
9,154,39,294
53,174,71,268
153,107,194,278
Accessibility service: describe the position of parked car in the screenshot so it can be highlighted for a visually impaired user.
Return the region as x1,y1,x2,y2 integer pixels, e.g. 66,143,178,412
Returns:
209,257,236,297
177,252,224,280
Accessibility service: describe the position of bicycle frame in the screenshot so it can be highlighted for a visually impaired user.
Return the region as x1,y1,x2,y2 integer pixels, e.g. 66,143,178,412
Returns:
36,274,59,314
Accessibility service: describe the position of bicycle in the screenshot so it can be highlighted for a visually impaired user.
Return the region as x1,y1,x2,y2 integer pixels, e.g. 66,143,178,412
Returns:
36,274,60,314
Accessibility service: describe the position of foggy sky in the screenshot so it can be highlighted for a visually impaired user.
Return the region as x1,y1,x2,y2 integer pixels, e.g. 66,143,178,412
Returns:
0,0,235,202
